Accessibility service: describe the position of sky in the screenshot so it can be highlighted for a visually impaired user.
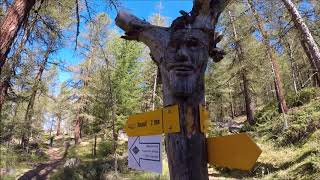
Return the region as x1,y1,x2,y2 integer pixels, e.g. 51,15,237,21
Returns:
56,0,316,86
57,0,193,84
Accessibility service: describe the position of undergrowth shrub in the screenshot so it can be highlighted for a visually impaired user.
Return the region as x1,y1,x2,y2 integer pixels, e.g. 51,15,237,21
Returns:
286,87,320,108
98,141,113,158
270,100,320,146
255,102,279,124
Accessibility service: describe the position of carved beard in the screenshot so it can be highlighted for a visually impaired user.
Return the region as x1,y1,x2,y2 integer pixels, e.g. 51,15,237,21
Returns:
168,70,200,97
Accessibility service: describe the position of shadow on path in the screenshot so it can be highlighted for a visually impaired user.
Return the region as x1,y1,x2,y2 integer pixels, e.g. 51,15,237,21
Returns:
18,159,64,180
18,141,70,180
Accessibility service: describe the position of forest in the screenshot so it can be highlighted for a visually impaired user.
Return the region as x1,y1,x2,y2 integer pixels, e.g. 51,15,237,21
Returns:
0,0,319,179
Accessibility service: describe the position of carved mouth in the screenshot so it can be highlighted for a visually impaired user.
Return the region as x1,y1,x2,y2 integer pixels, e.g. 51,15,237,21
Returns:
169,64,194,76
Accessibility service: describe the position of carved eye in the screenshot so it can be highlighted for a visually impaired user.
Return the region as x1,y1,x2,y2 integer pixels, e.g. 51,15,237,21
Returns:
186,39,199,48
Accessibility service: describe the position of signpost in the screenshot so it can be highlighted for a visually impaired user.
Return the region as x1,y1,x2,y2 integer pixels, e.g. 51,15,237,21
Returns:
126,106,262,174
128,135,162,173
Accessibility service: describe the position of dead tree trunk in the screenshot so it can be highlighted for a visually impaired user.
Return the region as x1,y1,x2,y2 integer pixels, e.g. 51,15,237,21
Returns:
228,11,255,125
281,0,320,74
115,0,230,179
286,40,299,92
0,0,36,73
248,0,288,114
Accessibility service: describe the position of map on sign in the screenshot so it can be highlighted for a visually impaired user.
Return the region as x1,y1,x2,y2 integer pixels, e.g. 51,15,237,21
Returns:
128,135,162,174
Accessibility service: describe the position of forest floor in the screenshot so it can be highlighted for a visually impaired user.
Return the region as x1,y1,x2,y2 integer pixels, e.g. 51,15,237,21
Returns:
1,89,319,179
0,137,70,180
18,147,65,180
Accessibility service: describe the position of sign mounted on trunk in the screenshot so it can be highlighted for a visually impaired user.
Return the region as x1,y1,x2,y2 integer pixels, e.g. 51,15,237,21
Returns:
128,135,162,174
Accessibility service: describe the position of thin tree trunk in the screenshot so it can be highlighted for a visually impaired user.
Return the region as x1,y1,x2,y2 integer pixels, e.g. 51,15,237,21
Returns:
286,40,299,93
248,0,288,114
56,113,62,136
151,69,158,111
106,56,118,174
300,39,320,87
281,0,320,74
93,134,97,157
74,110,82,144
228,11,255,124
228,82,235,119
242,73,255,125
21,44,53,148
0,0,36,73
112,103,118,174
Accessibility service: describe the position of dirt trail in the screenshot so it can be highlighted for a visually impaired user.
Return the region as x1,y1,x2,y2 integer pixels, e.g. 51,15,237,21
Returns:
18,143,69,180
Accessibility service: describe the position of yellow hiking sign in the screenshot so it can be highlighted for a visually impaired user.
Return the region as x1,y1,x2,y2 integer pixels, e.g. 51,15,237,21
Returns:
125,105,180,136
207,133,262,170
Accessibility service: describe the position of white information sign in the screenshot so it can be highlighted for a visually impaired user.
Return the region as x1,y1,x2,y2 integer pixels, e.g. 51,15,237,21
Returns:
128,135,162,174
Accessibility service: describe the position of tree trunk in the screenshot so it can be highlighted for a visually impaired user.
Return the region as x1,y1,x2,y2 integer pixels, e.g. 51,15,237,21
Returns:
286,40,299,93
74,111,82,144
0,0,36,73
248,0,288,114
300,39,320,87
228,82,235,119
242,73,255,125
112,103,118,174
0,13,38,118
21,44,53,149
228,11,255,124
56,113,62,136
93,134,97,157
151,69,158,111
281,0,320,74
115,1,230,178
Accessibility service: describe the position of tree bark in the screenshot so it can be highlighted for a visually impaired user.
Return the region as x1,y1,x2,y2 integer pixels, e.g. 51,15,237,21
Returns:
0,0,36,73
281,0,320,74
248,0,288,114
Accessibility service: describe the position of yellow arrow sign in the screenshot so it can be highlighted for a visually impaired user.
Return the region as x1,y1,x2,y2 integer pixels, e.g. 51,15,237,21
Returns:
125,105,180,136
207,133,262,171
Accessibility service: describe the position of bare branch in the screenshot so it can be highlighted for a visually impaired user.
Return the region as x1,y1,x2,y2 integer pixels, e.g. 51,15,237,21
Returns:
115,11,170,63
75,0,80,50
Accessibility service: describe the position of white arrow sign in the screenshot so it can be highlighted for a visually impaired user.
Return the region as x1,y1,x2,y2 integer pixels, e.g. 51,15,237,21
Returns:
128,135,162,173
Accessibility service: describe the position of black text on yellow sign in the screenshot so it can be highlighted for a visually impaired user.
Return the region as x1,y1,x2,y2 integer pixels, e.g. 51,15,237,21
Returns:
125,105,181,136
125,105,262,171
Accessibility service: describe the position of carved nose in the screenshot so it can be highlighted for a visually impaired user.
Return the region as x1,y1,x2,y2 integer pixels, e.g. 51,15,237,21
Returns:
176,47,188,62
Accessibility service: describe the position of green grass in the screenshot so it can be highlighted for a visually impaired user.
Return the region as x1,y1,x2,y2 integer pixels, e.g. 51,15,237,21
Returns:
209,89,320,179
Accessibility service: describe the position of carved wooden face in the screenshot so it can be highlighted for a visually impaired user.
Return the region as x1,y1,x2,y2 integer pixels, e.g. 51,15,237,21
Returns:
160,29,210,97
